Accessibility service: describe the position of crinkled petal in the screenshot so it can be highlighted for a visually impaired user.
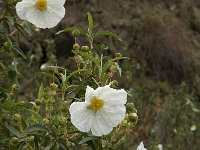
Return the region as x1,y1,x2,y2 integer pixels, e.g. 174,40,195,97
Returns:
16,0,36,20
85,86,95,103
137,141,147,150
47,0,66,5
90,112,113,136
99,104,126,127
96,86,127,105
16,0,65,28
69,102,93,132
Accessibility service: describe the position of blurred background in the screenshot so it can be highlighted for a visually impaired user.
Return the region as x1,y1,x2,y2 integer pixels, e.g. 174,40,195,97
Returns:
2,0,200,149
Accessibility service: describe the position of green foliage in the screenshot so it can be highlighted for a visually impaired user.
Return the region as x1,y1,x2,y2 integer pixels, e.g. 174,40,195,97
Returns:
0,10,136,150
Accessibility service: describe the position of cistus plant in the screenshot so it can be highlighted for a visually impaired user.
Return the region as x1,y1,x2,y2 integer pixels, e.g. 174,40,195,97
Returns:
0,3,139,148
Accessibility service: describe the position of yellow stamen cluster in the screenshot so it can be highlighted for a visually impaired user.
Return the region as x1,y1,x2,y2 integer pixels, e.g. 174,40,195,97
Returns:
90,97,104,110
36,0,47,11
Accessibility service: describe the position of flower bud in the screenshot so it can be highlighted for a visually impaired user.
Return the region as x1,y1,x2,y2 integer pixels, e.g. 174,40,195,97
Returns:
72,29,80,37
58,116,67,125
43,118,50,124
73,43,80,50
128,113,138,123
3,42,9,49
121,120,128,128
11,137,18,144
74,55,84,64
110,64,118,73
126,103,135,112
81,46,89,52
13,113,21,122
115,53,122,57
110,80,118,88
12,84,19,92
35,99,41,106
50,83,58,90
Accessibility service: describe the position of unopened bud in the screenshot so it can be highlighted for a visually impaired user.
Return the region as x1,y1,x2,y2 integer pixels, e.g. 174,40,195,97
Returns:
13,113,21,122
110,80,118,88
81,46,89,52
50,83,58,90
121,120,128,128
11,137,18,144
115,53,122,57
72,29,80,37
74,55,84,64
110,64,118,73
43,118,49,124
73,43,80,50
35,99,41,106
58,116,67,125
128,113,138,123
126,103,135,112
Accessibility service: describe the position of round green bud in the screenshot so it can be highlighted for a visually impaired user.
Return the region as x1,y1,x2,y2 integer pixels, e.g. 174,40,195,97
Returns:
128,113,138,123
74,55,84,64
110,64,118,73
81,46,90,52
13,113,21,122
11,137,18,144
12,84,19,92
3,42,9,48
110,80,118,88
72,29,80,37
73,43,80,50
115,53,122,57
121,120,128,128
50,83,58,90
35,99,41,106
126,103,135,112
58,116,67,125
43,118,50,124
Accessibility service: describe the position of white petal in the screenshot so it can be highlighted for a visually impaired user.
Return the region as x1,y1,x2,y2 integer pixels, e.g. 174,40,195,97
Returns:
47,0,66,5
90,112,113,136
16,0,65,28
137,141,147,150
69,102,93,132
99,104,126,127
16,0,36,20
96,86,127,105
85,86,95,103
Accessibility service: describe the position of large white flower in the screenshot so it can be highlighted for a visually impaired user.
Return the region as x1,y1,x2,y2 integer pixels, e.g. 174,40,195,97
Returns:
69,85,127,136
137,141,147,150
16,0,66,29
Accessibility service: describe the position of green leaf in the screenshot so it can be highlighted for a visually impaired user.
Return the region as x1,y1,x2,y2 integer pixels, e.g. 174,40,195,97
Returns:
4,124,23,138
87,12,93,34
95,30,122,42
24,124,50,134
11,46,27,59
56,27,76,35
65,69,86,84
38,83,44,100
79,51,100,68
79,136,97,144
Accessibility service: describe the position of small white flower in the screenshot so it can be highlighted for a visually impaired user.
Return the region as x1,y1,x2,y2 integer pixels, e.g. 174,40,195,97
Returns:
16,0,66,29
69,85,127,136
137,141,147,150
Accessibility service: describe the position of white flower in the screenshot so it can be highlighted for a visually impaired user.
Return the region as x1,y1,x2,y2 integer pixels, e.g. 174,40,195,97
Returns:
137,141,147,150
16,0,66,29
69,85,127,136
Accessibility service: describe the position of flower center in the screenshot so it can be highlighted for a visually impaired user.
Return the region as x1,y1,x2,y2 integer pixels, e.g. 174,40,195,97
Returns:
90,97,104,110
36,0,47,11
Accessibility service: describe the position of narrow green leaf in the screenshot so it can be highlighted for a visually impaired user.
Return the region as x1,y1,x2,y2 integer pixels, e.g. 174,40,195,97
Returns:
38,83,44,100
4,124,23,138
87,12,93,34
44,142,54,150
56,27,76,35
79,51,100,68
11,46,27,59
24,124,50,134
95,30,122,42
